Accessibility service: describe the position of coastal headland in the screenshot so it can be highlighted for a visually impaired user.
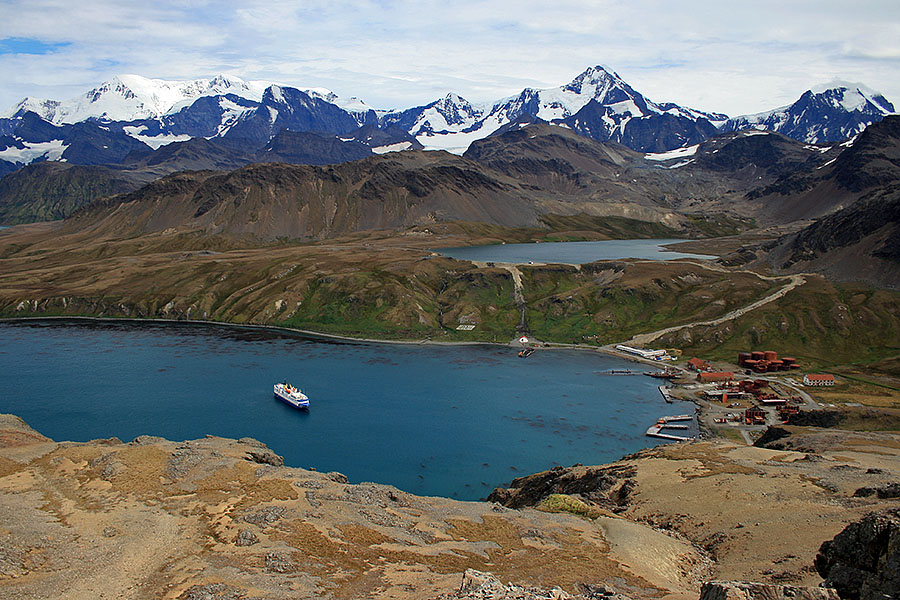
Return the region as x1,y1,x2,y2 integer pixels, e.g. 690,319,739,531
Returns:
2,412,899,599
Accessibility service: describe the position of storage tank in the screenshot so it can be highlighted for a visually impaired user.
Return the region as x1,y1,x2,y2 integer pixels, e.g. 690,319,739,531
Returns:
782,357,796,365
764,350,778,361
751,351,765,361
738,352,751,366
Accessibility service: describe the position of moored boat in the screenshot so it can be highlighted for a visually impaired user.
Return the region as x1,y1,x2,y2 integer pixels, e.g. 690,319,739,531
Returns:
274,382,309,409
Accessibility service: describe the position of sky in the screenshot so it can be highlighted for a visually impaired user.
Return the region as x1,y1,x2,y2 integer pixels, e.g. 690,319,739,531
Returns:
1,0,899,117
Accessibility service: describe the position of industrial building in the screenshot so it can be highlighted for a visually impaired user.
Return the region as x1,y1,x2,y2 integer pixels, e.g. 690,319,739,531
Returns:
697,371,734,383
803,374,835,386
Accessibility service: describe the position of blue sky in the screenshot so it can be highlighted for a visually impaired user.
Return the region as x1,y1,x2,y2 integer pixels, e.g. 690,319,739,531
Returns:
1,0,898,116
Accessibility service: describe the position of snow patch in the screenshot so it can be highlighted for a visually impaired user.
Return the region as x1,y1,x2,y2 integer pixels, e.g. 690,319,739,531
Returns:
644,144,699,161
372,141,413,154
0,139,67,163
662,159,694,169
123,130,191,149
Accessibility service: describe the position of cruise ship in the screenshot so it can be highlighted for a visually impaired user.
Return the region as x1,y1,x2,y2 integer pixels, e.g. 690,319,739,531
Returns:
274,382,309,409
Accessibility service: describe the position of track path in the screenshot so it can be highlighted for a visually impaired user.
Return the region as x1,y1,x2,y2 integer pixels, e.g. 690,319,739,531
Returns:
626,270,807,347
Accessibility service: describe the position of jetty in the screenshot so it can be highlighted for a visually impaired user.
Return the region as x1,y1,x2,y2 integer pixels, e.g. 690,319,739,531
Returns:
658,385,674,403
645,414,694,441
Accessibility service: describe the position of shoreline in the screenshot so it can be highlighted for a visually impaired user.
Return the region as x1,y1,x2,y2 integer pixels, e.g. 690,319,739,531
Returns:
0,314,675,362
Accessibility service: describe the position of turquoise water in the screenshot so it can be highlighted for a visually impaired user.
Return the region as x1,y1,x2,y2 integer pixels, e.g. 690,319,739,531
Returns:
436,238,714,264
0,320,696,499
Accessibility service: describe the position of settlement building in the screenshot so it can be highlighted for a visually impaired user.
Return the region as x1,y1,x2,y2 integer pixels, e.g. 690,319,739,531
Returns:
803,374,835,386
698,371,734,383
687,357,711,371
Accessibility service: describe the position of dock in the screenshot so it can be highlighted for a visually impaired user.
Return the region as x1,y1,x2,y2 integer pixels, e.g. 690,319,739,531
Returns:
645,414,695,441
658,385,674,403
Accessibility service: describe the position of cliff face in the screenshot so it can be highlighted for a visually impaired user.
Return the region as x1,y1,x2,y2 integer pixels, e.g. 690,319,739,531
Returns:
815,509,900,600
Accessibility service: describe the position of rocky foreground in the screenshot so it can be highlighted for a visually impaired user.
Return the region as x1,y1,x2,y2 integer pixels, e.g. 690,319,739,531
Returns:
1,415,898,600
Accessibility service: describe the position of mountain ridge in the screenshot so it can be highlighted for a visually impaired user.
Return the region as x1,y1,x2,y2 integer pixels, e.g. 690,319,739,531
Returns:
1,66,893,172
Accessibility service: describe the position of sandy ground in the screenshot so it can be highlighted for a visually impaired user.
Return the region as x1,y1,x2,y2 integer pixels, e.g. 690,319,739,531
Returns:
595,437,900,586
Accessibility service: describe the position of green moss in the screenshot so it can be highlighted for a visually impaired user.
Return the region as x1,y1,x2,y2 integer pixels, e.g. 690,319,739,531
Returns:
537,494,603,519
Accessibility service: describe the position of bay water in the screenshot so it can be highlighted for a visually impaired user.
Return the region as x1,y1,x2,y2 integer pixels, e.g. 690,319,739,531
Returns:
0,320,695,499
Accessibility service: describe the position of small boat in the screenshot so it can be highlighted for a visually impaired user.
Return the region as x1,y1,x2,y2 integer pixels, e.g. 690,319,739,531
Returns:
518,348,535,358
274,382,309,409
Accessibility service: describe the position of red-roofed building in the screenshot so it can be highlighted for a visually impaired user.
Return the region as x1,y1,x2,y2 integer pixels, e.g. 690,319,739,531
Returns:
698,371,734,383
803,374,835,386
687,357,710,371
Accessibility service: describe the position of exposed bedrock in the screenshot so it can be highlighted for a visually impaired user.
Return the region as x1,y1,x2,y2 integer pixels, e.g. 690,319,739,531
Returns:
815,509,900,600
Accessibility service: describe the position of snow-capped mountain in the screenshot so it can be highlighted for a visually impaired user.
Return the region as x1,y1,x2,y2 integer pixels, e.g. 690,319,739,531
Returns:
381,93,485,135
721,82,895,144
220,84,371,145
1,67,895,172
3,74,274,124
386,66,728,153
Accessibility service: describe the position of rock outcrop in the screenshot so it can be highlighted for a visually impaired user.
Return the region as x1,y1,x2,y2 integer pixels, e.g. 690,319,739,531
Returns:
487,463,637,511
438,569,632,600
699,581,839,600
815,509,900,600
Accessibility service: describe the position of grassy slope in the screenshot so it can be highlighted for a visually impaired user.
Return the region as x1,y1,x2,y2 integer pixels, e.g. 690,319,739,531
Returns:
657,277,900,370
521,261,781,345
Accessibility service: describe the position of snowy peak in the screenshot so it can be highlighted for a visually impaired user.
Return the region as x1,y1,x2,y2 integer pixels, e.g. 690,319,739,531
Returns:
562,65,646,111
5,74,274,125
426,93,484,127
723,82,896,144
805,81,894,115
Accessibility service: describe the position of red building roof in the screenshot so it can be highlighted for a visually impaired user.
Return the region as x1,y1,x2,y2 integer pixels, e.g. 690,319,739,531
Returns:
805,374,835,381
687,357,710,370
698,371,734,382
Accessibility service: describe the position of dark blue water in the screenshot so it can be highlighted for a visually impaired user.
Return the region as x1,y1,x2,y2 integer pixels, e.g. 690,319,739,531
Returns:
0,320,695,499
436,238,714,264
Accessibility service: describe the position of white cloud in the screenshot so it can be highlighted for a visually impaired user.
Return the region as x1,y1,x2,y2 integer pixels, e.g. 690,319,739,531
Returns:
1,0,899,116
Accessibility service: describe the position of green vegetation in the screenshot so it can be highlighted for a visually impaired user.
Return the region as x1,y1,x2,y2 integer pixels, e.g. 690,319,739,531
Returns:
682,214,755,238
423,213,753,247
536,493,604,519
662,278,900,377
537,214,682,239
520,262,781,345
